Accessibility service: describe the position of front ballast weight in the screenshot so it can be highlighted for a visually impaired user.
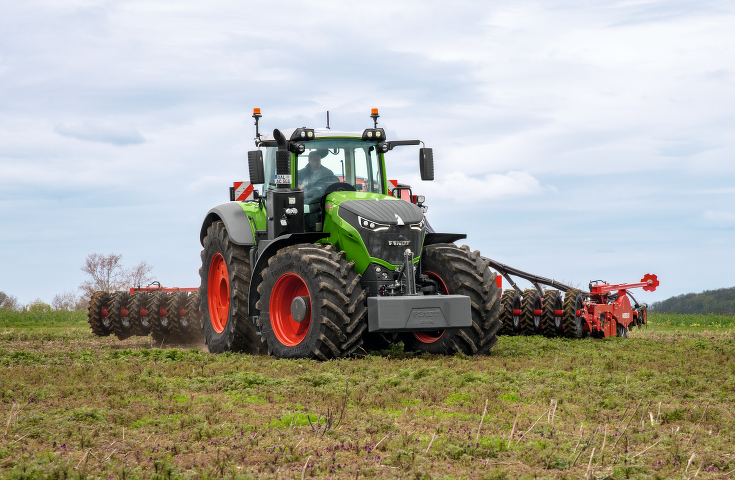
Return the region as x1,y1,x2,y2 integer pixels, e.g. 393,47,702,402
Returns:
487,254,659,340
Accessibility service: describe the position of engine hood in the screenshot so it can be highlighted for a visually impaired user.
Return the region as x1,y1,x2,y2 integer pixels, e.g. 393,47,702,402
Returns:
337,198,424,225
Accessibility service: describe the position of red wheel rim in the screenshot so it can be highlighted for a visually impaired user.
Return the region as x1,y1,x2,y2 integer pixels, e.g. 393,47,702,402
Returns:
270,273,311,346
413,271,446,344
208,253,230,334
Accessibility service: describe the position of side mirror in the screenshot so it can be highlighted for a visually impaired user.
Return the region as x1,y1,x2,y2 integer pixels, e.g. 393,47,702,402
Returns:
248,150,265,184
419,148,434,181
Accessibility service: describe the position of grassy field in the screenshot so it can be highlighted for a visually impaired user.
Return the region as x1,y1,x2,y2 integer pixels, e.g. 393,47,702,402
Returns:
0,311,734,479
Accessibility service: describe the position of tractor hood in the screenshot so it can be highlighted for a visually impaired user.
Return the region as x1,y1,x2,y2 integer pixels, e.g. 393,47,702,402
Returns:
333,195,424,226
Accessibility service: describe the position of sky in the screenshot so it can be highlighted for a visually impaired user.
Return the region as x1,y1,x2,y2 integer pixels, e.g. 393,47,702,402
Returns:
1,0,734,306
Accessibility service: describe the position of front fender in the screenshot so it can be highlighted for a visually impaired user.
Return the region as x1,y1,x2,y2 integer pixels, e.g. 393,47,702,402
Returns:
200,203,256,247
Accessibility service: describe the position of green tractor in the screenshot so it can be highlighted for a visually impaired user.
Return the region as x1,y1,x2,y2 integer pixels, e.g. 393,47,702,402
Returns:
198,108,502,359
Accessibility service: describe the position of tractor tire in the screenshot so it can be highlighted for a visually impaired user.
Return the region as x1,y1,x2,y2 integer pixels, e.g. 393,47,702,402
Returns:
200,220,265,354
521,289,543,336
181,292,204,342
562,289,586,339
542,290,564,337
148,291,167,345
616,323,627,338
110,291,135,339
126,291,149,336
400,244,502,356
256,243,367,360
499,289,522,336
88,291,113,337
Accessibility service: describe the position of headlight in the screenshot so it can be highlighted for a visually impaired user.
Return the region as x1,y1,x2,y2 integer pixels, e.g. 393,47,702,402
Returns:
416,195,425,204
358,216,389,232
410,218,425,231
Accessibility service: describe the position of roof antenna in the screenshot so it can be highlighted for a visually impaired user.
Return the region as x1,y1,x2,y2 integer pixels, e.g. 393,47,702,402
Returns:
326,111,330,129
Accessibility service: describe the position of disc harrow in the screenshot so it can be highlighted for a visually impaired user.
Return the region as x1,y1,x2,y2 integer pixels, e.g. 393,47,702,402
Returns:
485,255,658,340
86,284,201,343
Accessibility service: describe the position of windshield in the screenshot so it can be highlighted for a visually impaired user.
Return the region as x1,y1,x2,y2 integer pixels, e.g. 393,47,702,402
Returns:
262,140,384,201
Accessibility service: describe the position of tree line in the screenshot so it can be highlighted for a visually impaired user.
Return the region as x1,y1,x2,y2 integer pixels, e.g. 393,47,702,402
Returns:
650,286,735,315
0,253,154,312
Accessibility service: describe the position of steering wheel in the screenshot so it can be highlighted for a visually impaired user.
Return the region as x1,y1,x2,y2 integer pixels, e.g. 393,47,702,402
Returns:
305,175,340,203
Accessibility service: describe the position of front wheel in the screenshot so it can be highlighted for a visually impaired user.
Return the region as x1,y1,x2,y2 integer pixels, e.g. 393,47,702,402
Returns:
256,244,367,360
400,244,501,356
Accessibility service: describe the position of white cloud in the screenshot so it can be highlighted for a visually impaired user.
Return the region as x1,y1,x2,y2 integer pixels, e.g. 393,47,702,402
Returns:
410,171,550,203
54,121,145,145
703,210,735,227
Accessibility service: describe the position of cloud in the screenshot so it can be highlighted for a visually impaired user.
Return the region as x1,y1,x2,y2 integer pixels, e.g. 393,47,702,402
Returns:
54,121,145,145
418,171,550,203
703,210,735,228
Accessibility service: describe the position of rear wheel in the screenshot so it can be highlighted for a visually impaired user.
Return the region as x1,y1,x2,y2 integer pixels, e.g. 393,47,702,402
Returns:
499,289,522,336
521,289,542,336
401,244,501,356
88,291,113,337
257,243,367,359
542,290,563,337
200,220,265,354
562,289,586,339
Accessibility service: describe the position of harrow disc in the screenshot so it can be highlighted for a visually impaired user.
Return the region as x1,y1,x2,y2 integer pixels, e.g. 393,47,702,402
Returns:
499,289,522,335
88,291,113,337
521,289,542,336
541,290,563,337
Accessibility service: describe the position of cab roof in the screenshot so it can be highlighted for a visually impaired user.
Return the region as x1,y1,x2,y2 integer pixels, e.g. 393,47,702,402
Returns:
259,128,363,142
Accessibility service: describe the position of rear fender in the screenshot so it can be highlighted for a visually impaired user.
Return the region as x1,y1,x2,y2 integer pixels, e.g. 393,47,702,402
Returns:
200,203,257,247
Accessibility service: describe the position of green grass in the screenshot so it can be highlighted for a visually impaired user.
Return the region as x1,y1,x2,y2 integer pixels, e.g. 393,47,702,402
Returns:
0,313,734,479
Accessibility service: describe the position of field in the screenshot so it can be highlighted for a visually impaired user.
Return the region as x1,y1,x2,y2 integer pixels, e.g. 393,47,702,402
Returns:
1,311,734,479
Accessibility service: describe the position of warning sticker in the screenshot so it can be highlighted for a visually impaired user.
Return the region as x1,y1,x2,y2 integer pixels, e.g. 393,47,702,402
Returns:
233,182,254,202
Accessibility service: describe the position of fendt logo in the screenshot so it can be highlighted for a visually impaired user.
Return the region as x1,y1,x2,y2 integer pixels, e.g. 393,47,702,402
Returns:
388,240,410,246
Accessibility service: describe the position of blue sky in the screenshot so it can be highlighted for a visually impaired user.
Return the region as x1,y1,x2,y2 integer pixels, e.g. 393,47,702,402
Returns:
1,0,734,305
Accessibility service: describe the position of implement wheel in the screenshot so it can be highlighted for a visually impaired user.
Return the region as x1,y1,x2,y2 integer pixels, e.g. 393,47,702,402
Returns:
200,220,264,354
401,244,501,356
542,290,564,337
499,289,522,336
180,292,203,342
163,291,187,341
256,244,367,359
88,291,113,337
110,291,135,339
148,291,167,345
126,291,149,336
521,289,542,336
562,289,587,338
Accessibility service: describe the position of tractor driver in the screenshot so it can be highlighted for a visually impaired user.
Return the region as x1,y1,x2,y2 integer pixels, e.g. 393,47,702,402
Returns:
298,150,337,200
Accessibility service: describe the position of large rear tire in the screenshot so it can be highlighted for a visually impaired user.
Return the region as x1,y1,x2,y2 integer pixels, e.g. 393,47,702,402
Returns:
256,243,367,360
542,290,563,337
88,291,113,337
521,289,542,336
200,220,265,354
400,244,501,356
